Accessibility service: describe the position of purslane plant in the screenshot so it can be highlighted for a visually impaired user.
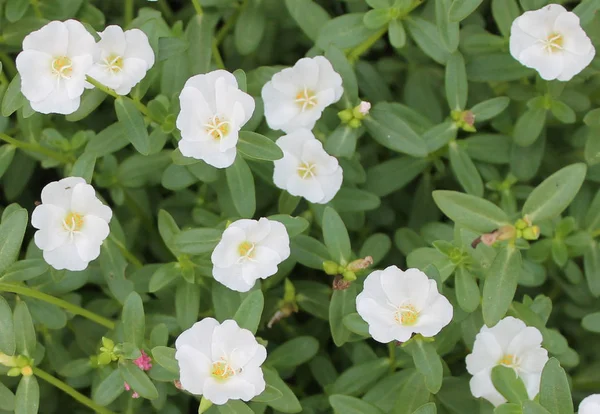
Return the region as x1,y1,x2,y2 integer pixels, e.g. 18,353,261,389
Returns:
0,1,599,414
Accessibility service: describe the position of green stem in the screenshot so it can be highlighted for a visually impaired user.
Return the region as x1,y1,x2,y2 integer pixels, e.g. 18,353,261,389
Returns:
347,26,388,63
212,43,225,69
33,367,117,414
30,0,42,18
124,0,134,26
191,0,203,15
86,76,152,119
215,7,242,46
109,234,143,269
0,282,115,330
157,0,174,23
0,133,73,164
388,342,397,373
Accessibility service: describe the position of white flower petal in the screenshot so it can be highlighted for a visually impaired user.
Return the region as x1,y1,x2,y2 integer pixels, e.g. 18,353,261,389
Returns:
213,265,254,292
97,25,127,57
175,318,219,356
70,183,113,221
16,50,55,103
176,345,212,395
23,20,68,56
124,28,155,67
64,19,97,58
41,177,86,208
43,242,89,271
486,316,527,350
469,369,506,407
30,81,81,115
286,175,325,203
466,331,503,375
314,55,344,102
506,326,544,356
113,57,149,95
579,394,600,414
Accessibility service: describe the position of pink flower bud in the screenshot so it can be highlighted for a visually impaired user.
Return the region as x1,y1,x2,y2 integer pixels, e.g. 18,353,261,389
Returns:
133,350,152,371
358,101,371,115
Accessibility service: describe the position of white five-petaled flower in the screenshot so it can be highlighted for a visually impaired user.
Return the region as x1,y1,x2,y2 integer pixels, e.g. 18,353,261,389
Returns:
355,266,453,343
211,218,290,292
510,4,595,81
16,20,97,115
273,129,343,204
31,177,112,271
261,56,343,133
176,70,255,168
175,318,267,405
466,316,549,407
87,25,155,95
579,394,600,414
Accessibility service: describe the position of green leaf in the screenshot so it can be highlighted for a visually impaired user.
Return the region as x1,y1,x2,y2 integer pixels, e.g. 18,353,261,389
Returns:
389,18,407,48
1,75,23,117
13,301,36,358
252,384,284,403
393,370,431,414
414,403,437,414
118,360,159,400
455,266,480,313
491,0,521,37
331,358,390,396
471,97,510,122
448,142,483,197
436,0,459,53
234,1,265,55
513,108,547,147
582,311,600,333
522,401,551,414
326,45,359,105
322,207,352,264
284,0,331,42
0,207,28,274
539,358,573,414
291,235,331,269
122,292,145,348
0,144,16,180
482,245,522,327
432,190,510,232
59,359,93,378
364,106,428,157
267,214,309,238
171,228,222,255
325,125,362,158
329,285,358,346
1,259,48,282
405,17,449,64
66,88,107,122
331,188,380,213
176,282,200,330
467,53,534,82
364,9,391,29
218,400,254,414
93,369,124,406
449,0,484,21
0,381,15,411
70,152,96,183
5,0,30,22
445,52,468,110
522,163,587,223
405,338,444,394
343,313,370,336
550,100,575,124
317,13,379,50
495,404,523,414
491,365,530,404
15,375,39,414
238,131,283,161
584,242,600,297
366,156,430,196
186,14,217,74
0,296,15,355
233,290,264,334
267,336,319,369
149,263,180,293
574,0,600,25
115,97,150,155
263,367,302,413
226,155,256,218
329,395,383,414
151,346,179,374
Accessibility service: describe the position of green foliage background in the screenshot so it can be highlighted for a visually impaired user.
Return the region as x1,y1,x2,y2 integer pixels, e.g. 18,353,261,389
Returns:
0,0,599,413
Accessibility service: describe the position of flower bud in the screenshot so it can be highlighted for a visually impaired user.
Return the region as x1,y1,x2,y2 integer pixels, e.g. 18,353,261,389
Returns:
353,101,371,119
101,336,115,351
522,225,540,240
342,270,357,282
348,118,362,129
338,109,353,123
97,352,113,366
323,260,340,275
497,225,517,241
515,219,528,230
347,256,374,272
7,367,21,377
21,366,33,377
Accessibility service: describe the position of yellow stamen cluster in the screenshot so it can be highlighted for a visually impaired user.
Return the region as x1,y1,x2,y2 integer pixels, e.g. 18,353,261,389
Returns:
394,304,419,326
211,360,235,381
52,56,73,78
297,162,317,179
204,116,230,140
295,88,318,111
104,54,124,73
238,241,255,258
63,212,84,232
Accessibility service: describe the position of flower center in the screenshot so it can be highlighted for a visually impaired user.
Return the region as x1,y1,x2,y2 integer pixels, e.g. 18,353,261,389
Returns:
103,53,124,73
63,212,84,233
238,241,255,258
542,33,564,53
204,115,231,140
295,88,318,112
297,162,317,179
394,304,419,326
52,56,73,79
498,354,520,369
211,360,236,381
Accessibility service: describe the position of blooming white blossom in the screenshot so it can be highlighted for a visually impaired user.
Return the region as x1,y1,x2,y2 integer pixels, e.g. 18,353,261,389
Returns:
175,318,267,405
466,316,549,407
262,56,343,133
355,266,453,343
579,394,600,414
273,129,343,204
16,20,97,114
510,4,595,81
31,177,112,271
176,70,255,168
87,25,154,95
211,218,290,292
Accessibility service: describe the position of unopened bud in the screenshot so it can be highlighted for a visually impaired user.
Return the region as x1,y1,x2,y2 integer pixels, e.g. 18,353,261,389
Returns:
7,367,21,377
323,261,340,276
515,219,528,230
347,256,374,272
463,111,475,127
21,366,33,377
333,275,352,290
97,352,112,366
348,118,362,129
338,109,353,123
522,225,540,240
353,101,371,119
342,270,357,282
101,337,115,351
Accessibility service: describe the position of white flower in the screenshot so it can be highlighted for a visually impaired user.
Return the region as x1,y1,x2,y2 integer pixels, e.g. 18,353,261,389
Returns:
211,218,290,292
355,266,453,343
510,4,595,81
273,129,343,204
175,318,267,405
261,56,343,133
16,20,97,115
465,316,549,407
579,394,600,414
31,177,112,271
176,70,255,168
87,25,154,95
